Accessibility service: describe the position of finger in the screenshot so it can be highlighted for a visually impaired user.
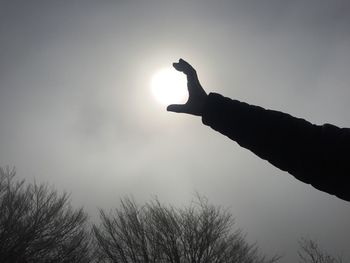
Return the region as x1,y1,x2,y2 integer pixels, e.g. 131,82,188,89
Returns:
173,58,194,74
173,59,201,89
167,104,189,113
173,58,196,76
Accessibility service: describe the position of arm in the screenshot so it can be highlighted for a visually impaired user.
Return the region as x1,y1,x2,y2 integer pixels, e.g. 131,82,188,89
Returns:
168,59,350,202
202,93,350,201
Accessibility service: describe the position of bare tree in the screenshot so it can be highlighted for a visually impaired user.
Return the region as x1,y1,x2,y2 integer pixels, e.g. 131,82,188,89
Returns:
298,238,344,263
0,167,93,263
93,195,280,263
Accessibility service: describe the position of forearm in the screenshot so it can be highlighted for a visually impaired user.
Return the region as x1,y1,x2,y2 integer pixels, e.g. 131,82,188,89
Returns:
202,93,350,201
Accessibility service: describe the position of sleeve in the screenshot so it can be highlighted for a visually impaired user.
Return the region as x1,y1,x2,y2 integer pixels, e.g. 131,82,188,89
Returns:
202,93,350,202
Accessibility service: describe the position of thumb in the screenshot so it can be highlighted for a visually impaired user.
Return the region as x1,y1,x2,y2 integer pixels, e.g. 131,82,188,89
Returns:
167,104,189,113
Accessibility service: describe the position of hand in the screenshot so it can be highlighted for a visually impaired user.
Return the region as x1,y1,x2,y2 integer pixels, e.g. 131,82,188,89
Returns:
167,59,208,116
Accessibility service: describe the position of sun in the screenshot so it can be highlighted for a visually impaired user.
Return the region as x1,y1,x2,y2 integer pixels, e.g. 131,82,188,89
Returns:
151,67,188,105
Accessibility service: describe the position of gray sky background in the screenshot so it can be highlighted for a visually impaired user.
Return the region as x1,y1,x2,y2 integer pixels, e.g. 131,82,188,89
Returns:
1,0,350,261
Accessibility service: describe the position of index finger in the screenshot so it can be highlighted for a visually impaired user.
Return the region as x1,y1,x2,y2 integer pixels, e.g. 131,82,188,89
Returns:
172,58,196,77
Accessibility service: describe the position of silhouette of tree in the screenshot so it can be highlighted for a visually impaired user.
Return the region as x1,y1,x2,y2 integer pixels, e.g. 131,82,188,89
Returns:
93,195,280,263
0,167,93,263
298,238,344,263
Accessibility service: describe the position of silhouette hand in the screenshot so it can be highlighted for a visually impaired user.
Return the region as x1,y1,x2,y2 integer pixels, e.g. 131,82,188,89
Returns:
167,59,208,116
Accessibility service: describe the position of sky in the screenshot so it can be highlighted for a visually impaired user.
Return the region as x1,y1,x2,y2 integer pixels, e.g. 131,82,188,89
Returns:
1,0,350,261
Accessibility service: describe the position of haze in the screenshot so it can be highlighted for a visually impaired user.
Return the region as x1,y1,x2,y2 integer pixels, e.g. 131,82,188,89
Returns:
1,1,350,262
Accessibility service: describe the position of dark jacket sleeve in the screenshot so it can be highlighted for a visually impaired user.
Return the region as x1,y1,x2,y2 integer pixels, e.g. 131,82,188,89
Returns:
202,93,350,202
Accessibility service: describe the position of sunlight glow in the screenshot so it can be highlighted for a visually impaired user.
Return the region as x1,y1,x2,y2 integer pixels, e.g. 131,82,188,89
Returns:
151,67,188,105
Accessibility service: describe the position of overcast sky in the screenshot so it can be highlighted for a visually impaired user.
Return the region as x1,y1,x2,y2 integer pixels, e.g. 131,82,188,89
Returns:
1,0,350,261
